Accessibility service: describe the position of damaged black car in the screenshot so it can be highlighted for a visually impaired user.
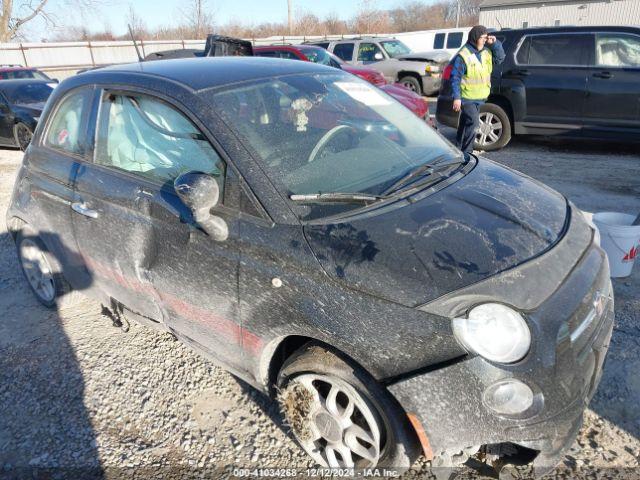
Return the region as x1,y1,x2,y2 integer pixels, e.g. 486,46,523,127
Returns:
7,57,614,477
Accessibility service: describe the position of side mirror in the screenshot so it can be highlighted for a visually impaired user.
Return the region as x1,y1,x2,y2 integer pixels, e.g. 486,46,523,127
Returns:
374,52,384,61
174,172,229,241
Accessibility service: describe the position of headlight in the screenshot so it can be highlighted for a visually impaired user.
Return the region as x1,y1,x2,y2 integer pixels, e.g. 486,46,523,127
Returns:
452,303,531,363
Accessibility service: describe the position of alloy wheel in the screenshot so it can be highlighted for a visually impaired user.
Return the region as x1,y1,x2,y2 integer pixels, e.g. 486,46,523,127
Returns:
15,123,33,151
476,112,503,148
283,373,383,469
19,238,56,303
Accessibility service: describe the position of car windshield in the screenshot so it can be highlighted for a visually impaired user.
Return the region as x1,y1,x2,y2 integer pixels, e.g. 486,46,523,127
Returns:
302,48,340,68
4,83,53,105
207,72,459,220
380,40,412,58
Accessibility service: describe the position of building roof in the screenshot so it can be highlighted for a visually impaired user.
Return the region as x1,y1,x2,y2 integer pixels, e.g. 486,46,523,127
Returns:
481,0,581,7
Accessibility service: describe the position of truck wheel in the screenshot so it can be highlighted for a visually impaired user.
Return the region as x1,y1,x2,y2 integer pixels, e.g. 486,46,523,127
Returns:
399,76,422,96
474,103,512,151
16,225,79,308
277,343,419,470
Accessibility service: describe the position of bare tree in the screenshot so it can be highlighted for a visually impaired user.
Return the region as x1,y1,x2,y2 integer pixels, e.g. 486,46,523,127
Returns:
322,12,348,35
179,0,214,39
1,0,105,42
287,0,292,35
352,0,390,34
126,3,147,38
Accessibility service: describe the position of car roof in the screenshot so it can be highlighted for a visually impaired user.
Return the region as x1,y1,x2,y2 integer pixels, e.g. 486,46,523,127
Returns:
499,25,640,36
0,66,36,72
332,37,396,42
79,57,335,91
255,44,322,51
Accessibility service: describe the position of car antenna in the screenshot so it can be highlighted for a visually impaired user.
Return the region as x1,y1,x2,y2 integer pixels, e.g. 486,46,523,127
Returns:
128,24,144,62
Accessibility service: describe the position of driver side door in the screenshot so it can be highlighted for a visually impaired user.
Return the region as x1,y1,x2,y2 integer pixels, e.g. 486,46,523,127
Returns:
82,89,246,371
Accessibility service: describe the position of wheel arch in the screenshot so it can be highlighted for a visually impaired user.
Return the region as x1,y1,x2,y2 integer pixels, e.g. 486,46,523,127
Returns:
486,94,514,134
260,334,376,397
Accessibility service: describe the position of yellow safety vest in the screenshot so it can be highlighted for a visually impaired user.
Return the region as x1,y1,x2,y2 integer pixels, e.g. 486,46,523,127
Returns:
459,46,493,100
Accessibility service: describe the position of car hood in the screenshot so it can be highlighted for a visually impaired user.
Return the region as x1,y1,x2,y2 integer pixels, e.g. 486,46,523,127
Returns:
304,158,568,307
396,51,450,63
13,102,45,117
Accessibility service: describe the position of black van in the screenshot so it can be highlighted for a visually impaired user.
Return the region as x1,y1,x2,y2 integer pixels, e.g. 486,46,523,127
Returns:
437,26,640,150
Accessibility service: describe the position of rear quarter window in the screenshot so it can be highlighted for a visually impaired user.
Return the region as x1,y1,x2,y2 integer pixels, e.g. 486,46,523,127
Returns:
44,89,91,155
446,32,464,49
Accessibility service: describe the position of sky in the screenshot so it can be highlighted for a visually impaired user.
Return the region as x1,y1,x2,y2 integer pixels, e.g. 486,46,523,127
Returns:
28,0,414,40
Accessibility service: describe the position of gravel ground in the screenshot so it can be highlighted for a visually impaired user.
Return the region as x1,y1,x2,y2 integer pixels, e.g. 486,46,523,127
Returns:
1,134,639,479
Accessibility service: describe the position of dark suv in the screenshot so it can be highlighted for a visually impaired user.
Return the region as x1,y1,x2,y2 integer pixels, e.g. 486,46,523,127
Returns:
7,57,614,477
437,26,640,150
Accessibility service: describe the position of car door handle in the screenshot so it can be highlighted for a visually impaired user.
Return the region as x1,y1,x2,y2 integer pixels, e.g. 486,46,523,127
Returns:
71,202,99,219
593,71,613,79
507,68,530,77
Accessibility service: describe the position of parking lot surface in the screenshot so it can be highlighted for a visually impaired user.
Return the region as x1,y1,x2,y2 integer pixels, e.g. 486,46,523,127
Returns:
1,136,639,477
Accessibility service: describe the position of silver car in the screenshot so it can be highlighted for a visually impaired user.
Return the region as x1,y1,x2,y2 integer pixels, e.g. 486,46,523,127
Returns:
308,37,449,96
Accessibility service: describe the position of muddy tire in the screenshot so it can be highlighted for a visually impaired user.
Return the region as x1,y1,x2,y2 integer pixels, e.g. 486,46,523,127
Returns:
474,103,512,151
14,122,33,151
399,75,422,96
277,343,419,471
16,225,81,309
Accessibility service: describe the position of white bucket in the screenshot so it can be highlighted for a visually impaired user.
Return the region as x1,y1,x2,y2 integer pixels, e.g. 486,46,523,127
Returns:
593,212,640,278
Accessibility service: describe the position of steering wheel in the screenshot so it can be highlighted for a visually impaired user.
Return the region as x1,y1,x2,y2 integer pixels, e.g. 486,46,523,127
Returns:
307,124,356,163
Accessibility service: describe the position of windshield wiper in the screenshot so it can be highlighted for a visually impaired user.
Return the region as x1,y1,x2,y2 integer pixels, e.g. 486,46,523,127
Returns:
382,156,466,196
289,192,384,204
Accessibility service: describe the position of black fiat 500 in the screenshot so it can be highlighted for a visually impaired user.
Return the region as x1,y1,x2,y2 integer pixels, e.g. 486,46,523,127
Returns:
7,58,614,476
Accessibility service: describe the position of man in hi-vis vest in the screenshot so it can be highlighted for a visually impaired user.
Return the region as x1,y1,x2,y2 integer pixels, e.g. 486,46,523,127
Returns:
451,25,505,157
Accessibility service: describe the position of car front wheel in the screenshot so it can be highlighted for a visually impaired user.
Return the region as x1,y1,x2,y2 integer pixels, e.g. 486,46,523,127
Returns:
474,103,512,151
14,122,33,151
277,343,419,470
398,76,422,96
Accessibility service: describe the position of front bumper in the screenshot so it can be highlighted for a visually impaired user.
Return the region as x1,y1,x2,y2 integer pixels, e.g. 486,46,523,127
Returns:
421,75,442,96
389,237,614,476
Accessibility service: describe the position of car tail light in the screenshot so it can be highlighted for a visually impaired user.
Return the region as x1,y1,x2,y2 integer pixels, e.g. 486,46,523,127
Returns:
442,64,453,81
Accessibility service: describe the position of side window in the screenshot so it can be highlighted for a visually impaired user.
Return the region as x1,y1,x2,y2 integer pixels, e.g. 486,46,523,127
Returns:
333,43,355,61
446,32,464,49
255,51,277,58
434,33,445,49
278,51,299,60
595,33,640,67
94,93,226,196
45,89,90,155
522,34,592,66
357,42,384,62
316,42,330,49
516,37,531,63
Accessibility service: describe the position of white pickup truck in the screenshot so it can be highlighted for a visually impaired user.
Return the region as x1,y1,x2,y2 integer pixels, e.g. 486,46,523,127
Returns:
306,37,449,96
